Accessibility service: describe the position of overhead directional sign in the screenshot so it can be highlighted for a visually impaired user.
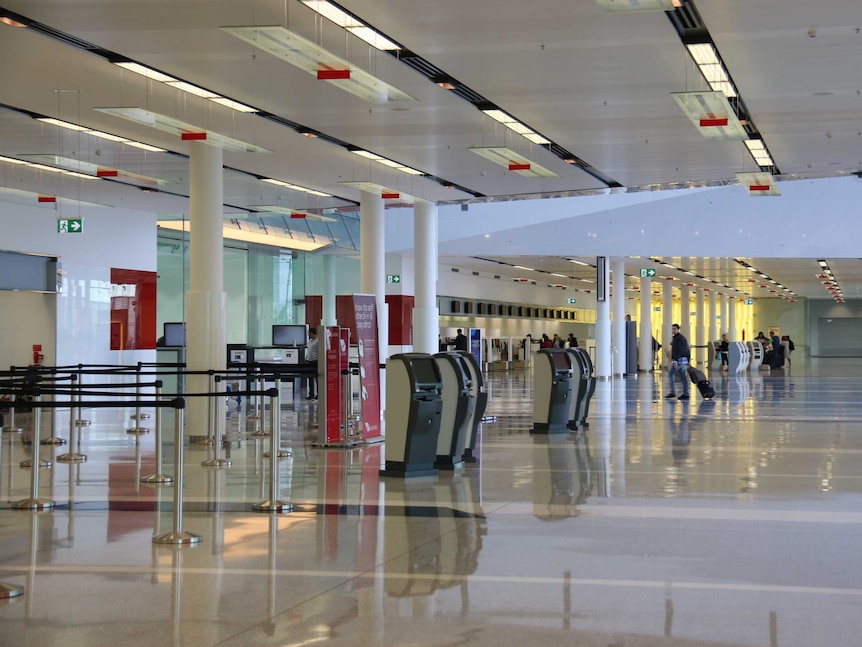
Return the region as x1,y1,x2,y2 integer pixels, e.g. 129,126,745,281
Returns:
744,299,754,305
57,218,83,234
567,298,577,304
639,268,656,277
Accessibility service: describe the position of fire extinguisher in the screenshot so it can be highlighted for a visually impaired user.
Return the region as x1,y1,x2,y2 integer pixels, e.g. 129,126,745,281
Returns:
32,344,43,365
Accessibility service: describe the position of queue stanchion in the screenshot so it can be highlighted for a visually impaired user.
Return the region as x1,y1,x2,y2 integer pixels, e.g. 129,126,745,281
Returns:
57,374,87,463
127,366,150,435
195,371,216,446
250,373,269,438
153,400,201,545
247,368,261,421
253,386,293,513
74,365,91,429
1,395,23,434
263,377,291,460
41,376,68,447
0,412,26,598
14,394,55,510
141,382,174,484
202,375,231,468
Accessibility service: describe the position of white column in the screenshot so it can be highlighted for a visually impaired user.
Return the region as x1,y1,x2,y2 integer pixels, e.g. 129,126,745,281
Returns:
638,276,652,372
360,191,388,414
709,291,718,347
728,297,738,341
721,294,729,339
662,279,673,368
186,140,225,436
413,201,438,355
322,255,337,327
680,284,691,342
611,258,626,377
696,289,706,366
595,256,612,379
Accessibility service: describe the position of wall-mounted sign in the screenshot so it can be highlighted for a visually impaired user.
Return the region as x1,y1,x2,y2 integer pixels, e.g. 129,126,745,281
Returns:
386,274,401,283
639,268,657,277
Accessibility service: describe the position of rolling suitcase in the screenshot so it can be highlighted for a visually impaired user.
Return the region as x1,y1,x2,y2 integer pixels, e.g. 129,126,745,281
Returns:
687,365,715,400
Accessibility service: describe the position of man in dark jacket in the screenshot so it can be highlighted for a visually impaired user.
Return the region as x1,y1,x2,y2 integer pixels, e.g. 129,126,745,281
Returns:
454,328,469,352
665,323,691,400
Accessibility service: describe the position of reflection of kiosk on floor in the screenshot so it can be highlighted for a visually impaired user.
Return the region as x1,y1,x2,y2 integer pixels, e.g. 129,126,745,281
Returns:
532,433,593,520
532,349,573,434
381,354,443,478
432,352,475,470
456,350,487,463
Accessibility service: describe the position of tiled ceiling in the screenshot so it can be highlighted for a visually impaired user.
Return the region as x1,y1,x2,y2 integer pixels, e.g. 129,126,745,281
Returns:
0,0,860,295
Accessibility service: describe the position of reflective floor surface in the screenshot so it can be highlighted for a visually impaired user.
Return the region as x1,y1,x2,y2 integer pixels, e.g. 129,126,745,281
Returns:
1,357,862,646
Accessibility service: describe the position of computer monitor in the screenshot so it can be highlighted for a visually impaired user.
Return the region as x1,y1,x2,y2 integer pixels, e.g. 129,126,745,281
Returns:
163,322,185,347
272,324,307,347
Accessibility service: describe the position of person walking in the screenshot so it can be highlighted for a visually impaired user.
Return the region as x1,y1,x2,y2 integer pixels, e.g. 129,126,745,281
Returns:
665,323,691,401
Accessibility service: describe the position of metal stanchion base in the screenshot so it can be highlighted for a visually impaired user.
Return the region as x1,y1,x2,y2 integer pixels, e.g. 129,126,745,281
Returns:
252,500,293,513
140,473,175,484
246,413,261,421
19,459,52,469
194,437,214,446
201,458,232,467
126,427,150,435
130,413,151,420
263,449,292,459
56,452,88,463
75,419,92,427
152,531,202,545
1,426,24,433
41,437,68,446
250,429,269,437
0,582,25,599
12,498,55,510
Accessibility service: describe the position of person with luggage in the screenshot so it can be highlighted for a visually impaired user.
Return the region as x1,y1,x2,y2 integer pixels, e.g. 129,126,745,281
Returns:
719,334,730,372
665,323,691,401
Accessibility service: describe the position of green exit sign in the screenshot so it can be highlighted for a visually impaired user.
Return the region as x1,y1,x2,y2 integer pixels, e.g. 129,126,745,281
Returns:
386,274,401,284
57,218,83,233
744,299,754,305
567,298,577,304
639,268,656,278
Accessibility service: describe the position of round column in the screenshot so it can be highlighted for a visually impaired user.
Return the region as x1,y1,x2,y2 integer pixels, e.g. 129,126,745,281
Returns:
638,275,652,372
728,297,738,341
709,290,718,347
662,279,673,368
611,258,626,377
696,289,706,366
595,256,612,379
413,201,439,355
322,255,337,327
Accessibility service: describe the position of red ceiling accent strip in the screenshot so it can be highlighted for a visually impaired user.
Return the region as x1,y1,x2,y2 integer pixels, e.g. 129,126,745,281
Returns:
700,117,729,127
290,212,306,219
381,192,400,199
38,195,56,203
181,132,207,141
318,69,351,80
508,163,531,171
97,169,119,177
749,184,771,191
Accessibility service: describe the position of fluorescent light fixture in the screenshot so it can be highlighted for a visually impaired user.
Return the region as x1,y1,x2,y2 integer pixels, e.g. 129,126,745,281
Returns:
125,141,167,152
250,205,337,221
158,219,328,251
672,91,747,140
744,139,775,168
300,1,400,50
209,97,257,113
481,109,551,146
35,115,168,151
261,178,331,197
340,180,417,203
351,149,424,176
20,154,167,185
0,16,27,27
569,259,590,266
114,61,177,84
0,155,27,165
38,117,88,131
94,107,270,153
736,172,780,196
685,43,737,98
468,146,558,178
513,265,533,271
164,81,219,98
0,185,107,207
596,0,681,11
222,25,415,103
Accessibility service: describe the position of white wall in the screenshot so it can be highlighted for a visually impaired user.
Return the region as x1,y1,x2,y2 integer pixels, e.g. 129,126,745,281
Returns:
0,201,157,369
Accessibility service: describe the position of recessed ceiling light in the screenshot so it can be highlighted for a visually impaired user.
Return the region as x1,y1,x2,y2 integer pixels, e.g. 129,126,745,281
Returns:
812,91,834,96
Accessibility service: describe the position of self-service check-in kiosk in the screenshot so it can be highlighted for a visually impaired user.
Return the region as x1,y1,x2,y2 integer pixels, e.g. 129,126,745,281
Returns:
433,352,476,470
569,348,596,429
532,349,573,434
382,353,443,478
728,341,750,375
457,350,487,463
747,341,764,370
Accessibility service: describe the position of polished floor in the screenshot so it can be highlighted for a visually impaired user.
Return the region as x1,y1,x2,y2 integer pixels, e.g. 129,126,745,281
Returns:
2,357,862,646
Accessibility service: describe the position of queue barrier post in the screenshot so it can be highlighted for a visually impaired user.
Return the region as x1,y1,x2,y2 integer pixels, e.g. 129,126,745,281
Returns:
13,394,55,510
57,374,87,463
253,384,293,514
141,382,174,484
202,375,231,468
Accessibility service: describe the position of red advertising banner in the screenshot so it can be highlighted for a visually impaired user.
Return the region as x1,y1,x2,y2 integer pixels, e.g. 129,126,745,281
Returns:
352,294,382,441
323,326,343,444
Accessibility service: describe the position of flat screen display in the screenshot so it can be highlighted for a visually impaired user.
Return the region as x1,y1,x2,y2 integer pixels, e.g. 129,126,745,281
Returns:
272,324,307,347
552,351,571,371
163,322,185,347
410,358,440,386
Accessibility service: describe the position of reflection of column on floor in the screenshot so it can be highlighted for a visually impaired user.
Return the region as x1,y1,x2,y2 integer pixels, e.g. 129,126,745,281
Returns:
593,381,612,498
637,377,654,468
612,379,627,497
